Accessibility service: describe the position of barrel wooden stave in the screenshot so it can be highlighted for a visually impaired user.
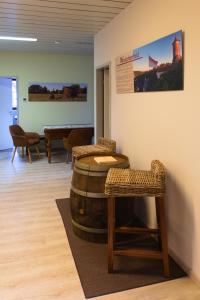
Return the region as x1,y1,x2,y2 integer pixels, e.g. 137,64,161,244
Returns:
70,190,107,229
71,167,106,195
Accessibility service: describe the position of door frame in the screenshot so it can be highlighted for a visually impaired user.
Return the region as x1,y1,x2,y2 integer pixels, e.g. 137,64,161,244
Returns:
95,62,111,141
0,75,19,124
0,76,14,150
12,77,19,125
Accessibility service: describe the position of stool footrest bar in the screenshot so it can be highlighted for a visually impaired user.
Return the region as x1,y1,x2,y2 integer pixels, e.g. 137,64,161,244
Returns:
115,226,159,235
113,248,163,259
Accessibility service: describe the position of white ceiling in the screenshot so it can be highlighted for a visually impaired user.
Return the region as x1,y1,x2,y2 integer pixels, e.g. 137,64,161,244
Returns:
0,0,133,54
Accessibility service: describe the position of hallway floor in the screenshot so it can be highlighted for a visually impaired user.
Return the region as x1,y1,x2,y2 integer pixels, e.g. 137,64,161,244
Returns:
0,149,200,300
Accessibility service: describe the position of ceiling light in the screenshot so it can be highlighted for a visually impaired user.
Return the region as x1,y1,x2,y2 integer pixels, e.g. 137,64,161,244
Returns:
54,40,61,44
0,36,37,42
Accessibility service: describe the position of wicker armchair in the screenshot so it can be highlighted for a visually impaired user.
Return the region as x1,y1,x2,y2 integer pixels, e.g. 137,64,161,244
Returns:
9,125,40,163
105,160,170,276
63,128,93,163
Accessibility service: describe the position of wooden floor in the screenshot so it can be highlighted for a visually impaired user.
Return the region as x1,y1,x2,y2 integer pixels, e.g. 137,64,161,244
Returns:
0,149,200,300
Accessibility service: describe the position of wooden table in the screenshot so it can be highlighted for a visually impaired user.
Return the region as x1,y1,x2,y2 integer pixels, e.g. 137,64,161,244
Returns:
44,125,94,163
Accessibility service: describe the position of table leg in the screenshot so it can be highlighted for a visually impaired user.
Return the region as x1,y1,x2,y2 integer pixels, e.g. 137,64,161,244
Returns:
44,138,48,157
47,139,51,163
22,146,24,158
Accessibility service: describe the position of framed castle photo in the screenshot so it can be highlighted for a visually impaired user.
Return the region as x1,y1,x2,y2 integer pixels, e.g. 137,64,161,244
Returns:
133,30,183,92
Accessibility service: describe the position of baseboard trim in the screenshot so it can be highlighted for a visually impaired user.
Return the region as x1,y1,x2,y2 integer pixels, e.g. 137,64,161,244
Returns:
132,214,200,287
169,248,200,287
190,272,200,288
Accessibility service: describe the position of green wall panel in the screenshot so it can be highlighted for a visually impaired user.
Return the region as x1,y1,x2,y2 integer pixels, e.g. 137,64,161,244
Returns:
0,51,94,134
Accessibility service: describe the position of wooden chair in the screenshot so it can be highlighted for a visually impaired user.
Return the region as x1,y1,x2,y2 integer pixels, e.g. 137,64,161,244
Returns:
63,128,93,164
9,125,40,163
105,160,170,277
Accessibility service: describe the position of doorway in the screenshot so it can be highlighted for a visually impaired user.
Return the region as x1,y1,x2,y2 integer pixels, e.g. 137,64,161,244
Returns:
96,64,111,140
0,77,18,150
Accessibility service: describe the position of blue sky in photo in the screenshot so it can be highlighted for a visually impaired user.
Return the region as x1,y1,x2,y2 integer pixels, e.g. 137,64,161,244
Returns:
29,82,87,91
133,30,182,71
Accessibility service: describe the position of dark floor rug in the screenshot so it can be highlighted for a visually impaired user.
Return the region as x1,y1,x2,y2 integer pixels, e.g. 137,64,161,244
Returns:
56,198,186,299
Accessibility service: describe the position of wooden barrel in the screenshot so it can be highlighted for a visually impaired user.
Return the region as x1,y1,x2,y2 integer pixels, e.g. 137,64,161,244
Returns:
70,154,130,242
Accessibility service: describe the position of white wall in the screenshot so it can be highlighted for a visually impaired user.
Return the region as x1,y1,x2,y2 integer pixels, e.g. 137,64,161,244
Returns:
94,0,200,282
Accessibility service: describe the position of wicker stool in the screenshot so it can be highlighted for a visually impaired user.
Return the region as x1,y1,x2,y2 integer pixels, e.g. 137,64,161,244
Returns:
105,160,170,277
72,137,116,168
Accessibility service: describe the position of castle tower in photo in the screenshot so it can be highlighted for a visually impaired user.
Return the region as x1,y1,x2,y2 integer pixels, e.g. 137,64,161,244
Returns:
172,36,182,63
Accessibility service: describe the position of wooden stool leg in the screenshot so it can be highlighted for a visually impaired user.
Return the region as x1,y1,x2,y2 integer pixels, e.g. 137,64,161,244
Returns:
12,147,17,163
27,148,32,163
108,196,115,273
156,196,170,277
155,198,162,250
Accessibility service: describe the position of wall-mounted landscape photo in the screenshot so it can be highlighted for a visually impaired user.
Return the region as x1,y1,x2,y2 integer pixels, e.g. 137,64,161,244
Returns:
28,82,87,101
133,30,183,92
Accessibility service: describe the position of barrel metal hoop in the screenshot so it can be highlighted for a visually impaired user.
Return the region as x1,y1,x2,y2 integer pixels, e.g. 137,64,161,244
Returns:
71,185,107,198
71,218,107,234
73,166,107,177
75,154,130,172
73,166,89,176
71,186,87,197
88,161,130,172
86,191,106,198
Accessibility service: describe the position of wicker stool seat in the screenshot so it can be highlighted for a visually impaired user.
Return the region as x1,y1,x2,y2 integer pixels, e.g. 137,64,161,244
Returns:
73,144,113,158
105,168,164,196
72,137,116,160
105,160,170,277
